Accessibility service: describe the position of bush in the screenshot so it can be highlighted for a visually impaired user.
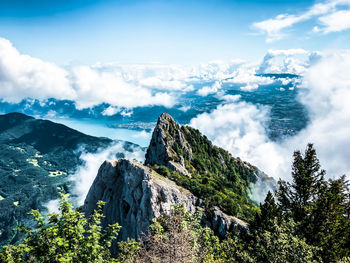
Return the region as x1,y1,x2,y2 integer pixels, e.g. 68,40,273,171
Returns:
0,194,120,263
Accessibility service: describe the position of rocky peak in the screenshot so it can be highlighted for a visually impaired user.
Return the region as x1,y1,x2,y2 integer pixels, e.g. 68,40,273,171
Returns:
84,159,200,244
144,113,276,218
145,113,192,176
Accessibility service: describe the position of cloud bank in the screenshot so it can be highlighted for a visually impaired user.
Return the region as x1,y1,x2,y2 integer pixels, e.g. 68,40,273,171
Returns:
288,50,350,177
0,38,175,109
190,102,288,179
190,51,350,180
0,37,315,115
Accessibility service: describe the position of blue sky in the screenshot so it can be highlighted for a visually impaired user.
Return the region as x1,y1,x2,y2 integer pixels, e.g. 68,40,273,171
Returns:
1,0,350,179
1,0,349,65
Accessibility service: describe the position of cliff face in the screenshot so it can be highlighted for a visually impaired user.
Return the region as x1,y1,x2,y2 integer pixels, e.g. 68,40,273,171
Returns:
84,159,246,249
84,159,200,242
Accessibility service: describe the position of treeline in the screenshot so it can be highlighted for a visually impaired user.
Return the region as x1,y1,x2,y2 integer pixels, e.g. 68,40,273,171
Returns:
1,144,349,262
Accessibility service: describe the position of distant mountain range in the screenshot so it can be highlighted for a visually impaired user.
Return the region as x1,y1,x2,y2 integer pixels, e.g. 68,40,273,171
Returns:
0,112,141,246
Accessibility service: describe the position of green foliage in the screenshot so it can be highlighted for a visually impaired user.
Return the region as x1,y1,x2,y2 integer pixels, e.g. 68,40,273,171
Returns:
248,219,320,263
121,203,226,263
276,143,350,262
118,202,320,263
236,190,321,263
0,194,120,263
250,191,281,231
277,143,325,223
153,164,257,221
0,112,113,246
116,239,140,263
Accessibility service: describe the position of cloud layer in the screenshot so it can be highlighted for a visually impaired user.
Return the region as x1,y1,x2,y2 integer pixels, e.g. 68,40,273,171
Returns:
0,38,314,113
0,38,176,109
190,51,350,180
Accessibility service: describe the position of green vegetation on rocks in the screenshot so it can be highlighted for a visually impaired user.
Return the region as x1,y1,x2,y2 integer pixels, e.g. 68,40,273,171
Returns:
146,113,274,221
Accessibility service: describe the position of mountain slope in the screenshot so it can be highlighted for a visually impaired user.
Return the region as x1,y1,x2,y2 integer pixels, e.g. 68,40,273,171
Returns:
145,113,275,220
83,112,275,248
0,112,141,246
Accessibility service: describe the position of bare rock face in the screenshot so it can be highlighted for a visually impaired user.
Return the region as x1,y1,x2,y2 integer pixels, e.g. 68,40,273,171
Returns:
84,159,246,250
145,113,192,177
84,159,200,242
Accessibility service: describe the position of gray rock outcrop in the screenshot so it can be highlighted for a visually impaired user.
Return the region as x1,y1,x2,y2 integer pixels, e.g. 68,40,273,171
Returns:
145,113,192,177
84,159,246,250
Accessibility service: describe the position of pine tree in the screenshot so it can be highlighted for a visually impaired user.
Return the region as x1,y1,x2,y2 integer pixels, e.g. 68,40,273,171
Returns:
310,176,350,261
276,144,350,262
276,143,325,236
251,191,280,232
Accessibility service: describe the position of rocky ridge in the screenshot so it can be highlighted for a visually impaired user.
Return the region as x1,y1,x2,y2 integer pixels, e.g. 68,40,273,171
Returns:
84,113,267,247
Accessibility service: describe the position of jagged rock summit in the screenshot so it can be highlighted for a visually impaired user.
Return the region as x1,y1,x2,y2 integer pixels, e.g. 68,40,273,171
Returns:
145,112,192,177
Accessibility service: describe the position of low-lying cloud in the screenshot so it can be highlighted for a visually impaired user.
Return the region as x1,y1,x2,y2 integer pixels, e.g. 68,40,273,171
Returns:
288,51,350,177
190,101,288,179
0,37,315,115
190,51,350,180
0,38,175,109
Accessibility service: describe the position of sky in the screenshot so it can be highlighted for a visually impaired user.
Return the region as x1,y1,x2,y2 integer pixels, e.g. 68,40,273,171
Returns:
0,0,349,65
1,0,350,182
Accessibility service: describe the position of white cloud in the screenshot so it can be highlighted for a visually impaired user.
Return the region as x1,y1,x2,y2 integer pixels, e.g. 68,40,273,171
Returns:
132,130,152,139
43,199,60,214
253,0,350,42
241,83,259,91
0,38,314,112
190,102,288,179
179,105,191,112
258,49,309,74
0,38,74,102
197,81,222,96
318,9,350,33
220,94,241,102
0,38,176,110
102,106,120,116
44,110,59,119
287,50,350,177
190,50,350,181
71,65,175,109
253,14,305,42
